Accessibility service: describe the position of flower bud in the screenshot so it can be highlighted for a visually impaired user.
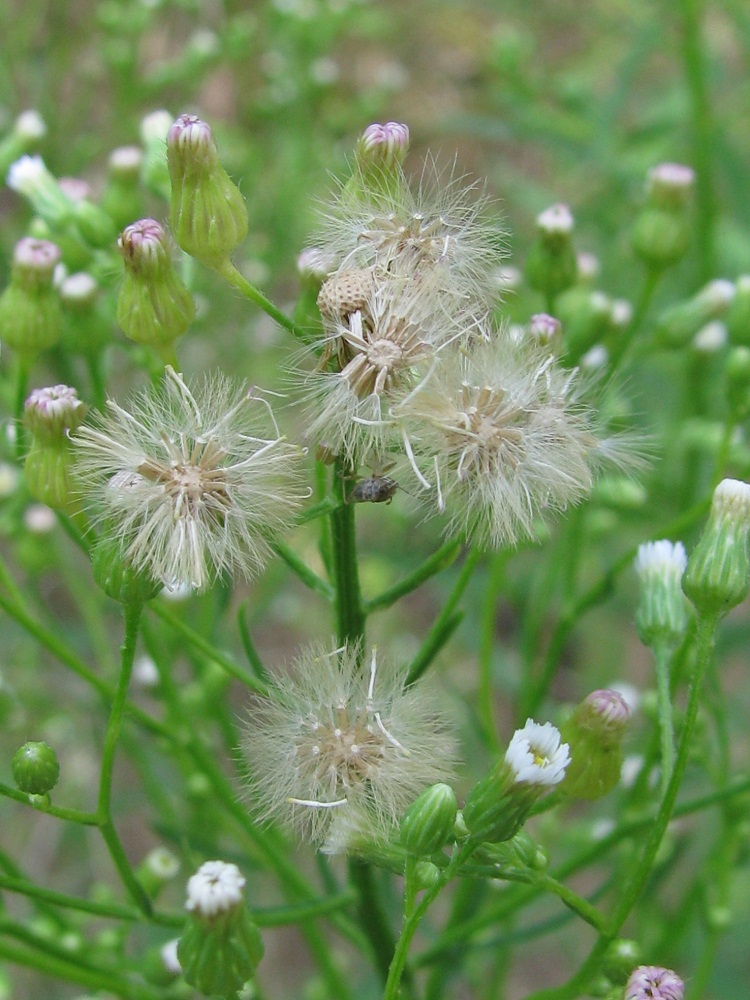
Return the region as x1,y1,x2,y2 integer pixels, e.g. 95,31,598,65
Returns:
527,313,562,353
524,204,577,299
72,198,118,249
463,720,570,843
634,540,690,649
12,741,60,795
726,345,750,421
726,274,750,347
167,114,248,266
140,109,173,200
601,939,641,986
683,478,750,619
101,146,145,230
400,783,458,856
137,847,180,899
414,860,441,889
116,219,195,355
0,111,46,179
91,531,162,606
557,288,612,360
60,272,110,356
6,155,73,229
560,690,631,800
0,238,63,356
177,861,264,999
631,164,694,271
24,385,86,509
654,279,735,349
624,965,683,1000
356,121,410,173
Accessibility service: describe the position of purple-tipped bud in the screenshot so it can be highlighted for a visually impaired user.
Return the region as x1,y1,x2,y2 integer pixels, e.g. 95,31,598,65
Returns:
24,384,86,509
24,384,86,440
167,114,248,265
624,965,684,1000
0,238,63,356
560,691,631,800
528,312,562,351
116,219,195,352
356,121,410,171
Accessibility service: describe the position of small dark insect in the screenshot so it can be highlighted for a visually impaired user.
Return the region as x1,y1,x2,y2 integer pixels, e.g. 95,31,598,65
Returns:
347,474,399,504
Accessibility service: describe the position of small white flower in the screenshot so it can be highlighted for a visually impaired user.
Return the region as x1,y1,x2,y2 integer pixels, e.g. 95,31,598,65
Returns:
160,938,181,975
6,153,47,192
14,110,46,141
74,367,307,591
504,720,570,787
185,860,245,917
242,643,457,847
536,203,574,235
143,846,180,881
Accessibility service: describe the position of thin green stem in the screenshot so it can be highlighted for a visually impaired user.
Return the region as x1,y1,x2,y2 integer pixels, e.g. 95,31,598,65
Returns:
13,354,29,463
271,539,335,600
654,642,676,796
214,258,305,340
364,539,462,614
478,551,508,749
330,458,366,649
95,601,152,917
407,548,481,685
523,612,719,1000
608,268,661,370
0,782,97,825
679,0,717,281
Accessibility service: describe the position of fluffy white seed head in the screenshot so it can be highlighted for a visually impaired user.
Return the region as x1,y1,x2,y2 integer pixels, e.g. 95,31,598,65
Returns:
185,860,245,917
396,337,612,548
505,720,570,787
242,643,457,848
74,367,307,591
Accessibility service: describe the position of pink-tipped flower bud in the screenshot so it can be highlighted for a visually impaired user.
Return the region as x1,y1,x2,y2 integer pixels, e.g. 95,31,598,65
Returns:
24,384,86,509
527,313,562,352
356,121,410,172
560,690,631,800
0,238,62,356
683,478,750,619
624,965,684,1000
167,114,248,265
116,218,195,353
178,860,264,998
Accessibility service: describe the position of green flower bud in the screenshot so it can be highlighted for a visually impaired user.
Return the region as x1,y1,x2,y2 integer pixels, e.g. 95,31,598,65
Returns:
72,199,117,249
560,690,631,800
400,783,458,856
137,847,180,899
726,274,750,347
116,218,195,355
60,272,110,356
140,109,173,201
12,740,60,795
91,532,162,606
479,828,548,870
524,204,577,299
727,346,750,421
601,939,642,986
167,114,248,266
101,146,145,231
414,860,441,889
634,540,690,649
654,279,735,349
24,385,87,509
178,861,263,999
631,164,694,271
6,155,74,229
463,720,570,843
0,111,46,179
557,289,612,360
683,478,750,619
0,238,62,356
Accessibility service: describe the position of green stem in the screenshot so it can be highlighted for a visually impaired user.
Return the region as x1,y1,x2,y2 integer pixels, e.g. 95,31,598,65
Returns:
523,612,719,1000
608,268,661,370
96,601,152,916
214,258,305,340
407,548,481,685
364,539,462,614
654,642,676,796
679,0,717,281
478,551,508,749
330,458,365,649
0,782,97,825
271,539,335,600
13,354,29,463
